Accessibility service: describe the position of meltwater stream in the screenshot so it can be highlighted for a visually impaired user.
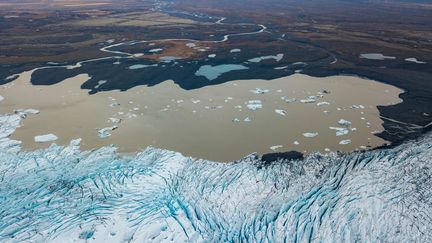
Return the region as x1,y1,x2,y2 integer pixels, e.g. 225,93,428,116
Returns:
0,111,431,242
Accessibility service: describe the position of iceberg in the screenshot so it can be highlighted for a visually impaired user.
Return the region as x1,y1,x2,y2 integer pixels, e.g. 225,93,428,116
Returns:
34,134,58,143
245,100,263,110
303,132,318,138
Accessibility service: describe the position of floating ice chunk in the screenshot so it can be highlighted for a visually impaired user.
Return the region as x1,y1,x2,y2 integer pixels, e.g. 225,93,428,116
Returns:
34,134,58,143
176,100,184,104
281,96,296,103
244,117,252,122
360,53,396,60
317,101,330,106
191,99,200,104
339,139,352,145
293,141,300,145
404,58,426,64
250,88,270,94
274,66,288,70
303,132,318,138
270,145,283,151
110,102,120,107
0,95,3,102
113,61,121,65
300,98,316,103
329,127,349,136
351,128,357,131
232,118,240,122
149,48,163,53
208,54,216,58
324,148,331,152
108,118,122,124
186,43,196,48
230,49,241,53
338,119,352,126
245,100,262,110
275,109,287,116
98,126,118,138
128,64,158,70
350,104,365,109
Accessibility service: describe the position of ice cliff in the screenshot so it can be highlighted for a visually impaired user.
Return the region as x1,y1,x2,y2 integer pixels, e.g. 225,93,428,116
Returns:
0,112,431,242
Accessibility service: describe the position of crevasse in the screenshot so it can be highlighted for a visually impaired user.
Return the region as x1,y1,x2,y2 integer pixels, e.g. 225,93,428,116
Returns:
0,112,431,242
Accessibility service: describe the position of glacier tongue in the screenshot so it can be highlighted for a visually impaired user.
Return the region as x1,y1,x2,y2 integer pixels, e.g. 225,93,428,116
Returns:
0,113,431,242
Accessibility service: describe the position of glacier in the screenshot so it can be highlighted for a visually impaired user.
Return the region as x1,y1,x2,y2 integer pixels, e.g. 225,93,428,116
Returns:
0,112,431,242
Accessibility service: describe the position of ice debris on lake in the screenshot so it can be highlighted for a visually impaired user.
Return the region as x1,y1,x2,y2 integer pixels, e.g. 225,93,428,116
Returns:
270,145,283,151
34,134,58,143
339,139,352,145
330,127,349,136
300,96,317,103
0,108,431,242
405,58,426,64
275,109,287,116
97,125,118,138
317,101,330,106
230,48,241,53
245,100,262,110
303,132,318,138
281,96,296,103
360,53,396,60
250,88,270,94
338,119,352,126
0,95,4,102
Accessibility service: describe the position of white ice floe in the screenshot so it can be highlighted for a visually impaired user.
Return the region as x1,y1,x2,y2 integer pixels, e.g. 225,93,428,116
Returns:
128,64,158,70
300,96,317,103
232,118,240,122
275,109,287,116
329,127,349,136
0,95,4,102
270,145,283,151
303,132,318,138
230,49,241,53
339,139,352,145
245,100,262,111
108,118,122,124
244,117,252,122
293,141,300,145
317,101,330,106
281,96,296,103
191,99,201,104
149,48,163,53
208,54,216,58
274,66,288,70
186,43,196,48
110,102,120,107
338,119,352,126
250,88,270,94
360,53,396,60
34,134,58,143
404,58,426,64
98,126,118,139
350,104,365,109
